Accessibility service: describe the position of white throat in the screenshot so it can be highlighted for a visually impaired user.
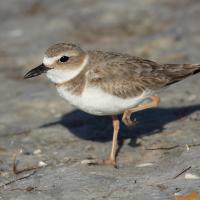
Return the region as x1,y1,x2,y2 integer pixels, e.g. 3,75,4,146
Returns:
45,55,89,84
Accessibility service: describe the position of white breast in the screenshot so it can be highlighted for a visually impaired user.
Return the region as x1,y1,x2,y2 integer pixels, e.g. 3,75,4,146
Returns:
57,86,152,116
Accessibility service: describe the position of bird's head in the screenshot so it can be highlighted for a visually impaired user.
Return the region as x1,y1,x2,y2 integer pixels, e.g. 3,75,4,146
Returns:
24,43,88,84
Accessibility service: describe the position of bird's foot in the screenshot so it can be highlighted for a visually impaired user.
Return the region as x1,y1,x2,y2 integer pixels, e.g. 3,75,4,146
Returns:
81,158,117,168
122,115,136,127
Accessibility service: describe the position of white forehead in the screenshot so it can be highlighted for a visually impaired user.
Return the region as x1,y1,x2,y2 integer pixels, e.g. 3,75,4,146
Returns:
43,56,60,65
43,53,70,66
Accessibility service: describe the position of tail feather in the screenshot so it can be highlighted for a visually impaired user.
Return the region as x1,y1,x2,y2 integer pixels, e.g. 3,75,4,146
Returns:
192,65,200,74
164,64,200,86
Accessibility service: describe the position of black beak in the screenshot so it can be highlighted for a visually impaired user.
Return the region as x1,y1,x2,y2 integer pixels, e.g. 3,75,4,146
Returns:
24,64,51,79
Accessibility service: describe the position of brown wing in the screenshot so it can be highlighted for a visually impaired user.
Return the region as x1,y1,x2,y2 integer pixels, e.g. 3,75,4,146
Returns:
86,51,200,99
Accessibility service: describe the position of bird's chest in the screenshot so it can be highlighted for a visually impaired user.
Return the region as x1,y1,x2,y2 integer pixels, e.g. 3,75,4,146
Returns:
57,86,148,115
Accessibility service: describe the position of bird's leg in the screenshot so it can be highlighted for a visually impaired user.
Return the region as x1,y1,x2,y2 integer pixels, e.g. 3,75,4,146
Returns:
103,115,120,166
82,115,120,167
122,96,160,127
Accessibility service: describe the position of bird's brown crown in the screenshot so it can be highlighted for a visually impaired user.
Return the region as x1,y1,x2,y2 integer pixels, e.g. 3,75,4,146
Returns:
44,43,87,70
45,43,84,57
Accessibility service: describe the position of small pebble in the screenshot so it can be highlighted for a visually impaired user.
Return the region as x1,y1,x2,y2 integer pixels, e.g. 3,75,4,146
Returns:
185,173,200,179
81,159,96,165
136,163,154,167
38,161,47,167
185,144,190,151
33,149,42,155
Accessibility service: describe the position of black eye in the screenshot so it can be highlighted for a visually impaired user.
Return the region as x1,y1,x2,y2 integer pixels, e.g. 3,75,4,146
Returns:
59,56,69,63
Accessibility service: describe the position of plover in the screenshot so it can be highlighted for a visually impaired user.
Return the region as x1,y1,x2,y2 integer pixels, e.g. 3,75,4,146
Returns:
24,43,200,167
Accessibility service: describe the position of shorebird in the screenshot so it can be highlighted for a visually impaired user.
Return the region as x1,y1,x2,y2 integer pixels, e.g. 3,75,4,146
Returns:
24,43,200,167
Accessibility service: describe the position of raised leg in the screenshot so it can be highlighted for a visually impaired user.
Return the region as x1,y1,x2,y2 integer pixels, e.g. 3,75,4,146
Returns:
122,96,160,127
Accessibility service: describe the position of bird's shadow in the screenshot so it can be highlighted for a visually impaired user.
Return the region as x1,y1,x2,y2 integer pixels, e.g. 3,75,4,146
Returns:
41,105,200,149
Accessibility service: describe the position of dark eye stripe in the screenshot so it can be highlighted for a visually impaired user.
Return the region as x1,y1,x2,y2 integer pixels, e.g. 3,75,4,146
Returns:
59,56,69,63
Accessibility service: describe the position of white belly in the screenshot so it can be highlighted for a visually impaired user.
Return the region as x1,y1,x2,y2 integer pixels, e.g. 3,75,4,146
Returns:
57,86,152,115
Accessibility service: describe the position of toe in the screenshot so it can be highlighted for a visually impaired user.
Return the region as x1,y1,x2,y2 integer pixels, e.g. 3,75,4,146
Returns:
122,117,135,127
103,159,118,168
81,158,117,168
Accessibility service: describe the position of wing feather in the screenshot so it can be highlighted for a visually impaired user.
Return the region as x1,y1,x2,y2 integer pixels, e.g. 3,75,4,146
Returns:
86,51,199,98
